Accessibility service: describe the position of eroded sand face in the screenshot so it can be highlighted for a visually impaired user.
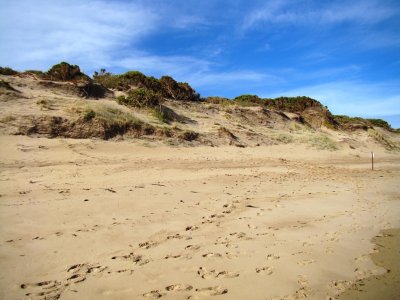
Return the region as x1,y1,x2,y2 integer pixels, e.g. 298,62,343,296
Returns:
0,135,399,300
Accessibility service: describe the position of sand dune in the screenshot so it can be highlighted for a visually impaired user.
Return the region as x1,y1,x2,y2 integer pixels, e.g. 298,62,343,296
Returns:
0,135,399,299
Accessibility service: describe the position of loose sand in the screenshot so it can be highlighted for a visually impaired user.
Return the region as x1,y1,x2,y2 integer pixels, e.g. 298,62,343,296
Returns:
0,135,399,299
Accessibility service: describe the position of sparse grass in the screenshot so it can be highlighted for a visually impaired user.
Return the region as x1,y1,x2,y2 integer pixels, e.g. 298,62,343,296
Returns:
151,106,174,123
368,128,399,151
206,97,233,107
0,114,16,123
36,98,53,110
82,103,142,127
272,134,294,144
307,134,338,151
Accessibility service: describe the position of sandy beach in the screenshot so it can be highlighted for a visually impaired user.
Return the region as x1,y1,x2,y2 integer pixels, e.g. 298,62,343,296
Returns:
0,135,399,299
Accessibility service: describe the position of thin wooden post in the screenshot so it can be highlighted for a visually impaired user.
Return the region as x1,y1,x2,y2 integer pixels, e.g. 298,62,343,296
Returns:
371,151,374,170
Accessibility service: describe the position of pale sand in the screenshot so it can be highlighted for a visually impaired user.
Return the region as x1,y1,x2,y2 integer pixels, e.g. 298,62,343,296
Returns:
0,135,399,300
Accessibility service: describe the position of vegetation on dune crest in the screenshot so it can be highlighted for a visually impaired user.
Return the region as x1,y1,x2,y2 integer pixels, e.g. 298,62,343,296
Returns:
47,62,90,82
366,119,392,131
117,88,162,109
2,61,397,145
93,69,200,101
0,67,19,75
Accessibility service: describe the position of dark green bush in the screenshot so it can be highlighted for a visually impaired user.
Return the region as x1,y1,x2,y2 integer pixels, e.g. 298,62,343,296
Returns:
118,88,162,108
366,119,392,131
47,62,90,82
93,69,200,101
0,67,18,75
84,109,96,122
264,96,324,113
234,94,263,106
179,130,199,141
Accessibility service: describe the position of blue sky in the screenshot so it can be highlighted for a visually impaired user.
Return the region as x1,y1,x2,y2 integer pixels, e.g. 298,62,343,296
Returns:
1,0,399,127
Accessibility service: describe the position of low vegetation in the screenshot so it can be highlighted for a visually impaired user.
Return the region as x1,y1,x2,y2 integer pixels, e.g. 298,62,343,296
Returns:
205,96,233,106
0,67,18,75
368,129,399,151
93,70,200,101
366,118,392,131
307,134,338,151
117,88,162,108
1,61,397,147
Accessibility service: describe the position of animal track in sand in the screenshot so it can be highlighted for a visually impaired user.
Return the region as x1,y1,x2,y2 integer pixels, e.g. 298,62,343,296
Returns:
198,267,239,279
256,266,274,275
195,286,228,296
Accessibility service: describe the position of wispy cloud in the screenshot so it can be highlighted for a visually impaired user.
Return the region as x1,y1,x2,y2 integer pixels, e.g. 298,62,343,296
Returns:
115,53,211,79
243,0,398,29
0,0,158,71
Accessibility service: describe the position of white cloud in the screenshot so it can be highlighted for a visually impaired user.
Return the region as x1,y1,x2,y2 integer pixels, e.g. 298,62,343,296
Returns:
0,0,158,71
115,53,211,79
243,0,398,29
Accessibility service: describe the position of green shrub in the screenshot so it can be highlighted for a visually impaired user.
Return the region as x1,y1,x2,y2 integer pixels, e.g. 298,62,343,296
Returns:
24,70,47,78
47,62,90,82
179,130,199,141
152,106,173,123
234,94,263,106
84,109,96,122
0,67,18,75
93,69,200,101
206,96,233,106
118,88,162,108
366,119,392,131
264,96,324,113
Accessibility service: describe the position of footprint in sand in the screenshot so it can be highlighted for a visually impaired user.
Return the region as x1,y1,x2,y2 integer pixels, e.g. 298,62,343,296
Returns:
111,253,149,265
266,254,280,260
297,259,315,266
185,225,199,231
225,252,239,259
198,267,239,279
139,241,158,249
202,252,222,258
164,253,183,260
185,244,201,251
256,266,274,275
195,286,228,296
20,280,61,290
143,290,166,298
165,284,193,292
